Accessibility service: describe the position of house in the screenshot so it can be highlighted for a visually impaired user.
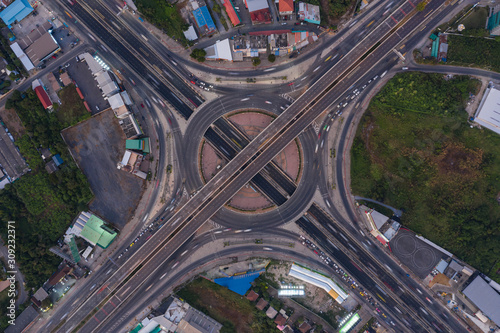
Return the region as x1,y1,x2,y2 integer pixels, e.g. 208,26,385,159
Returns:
274,313,287,326
52,154,63,166
40,147,51,160
125,138,150,154
45,160,58,174
255,298,268,310
298,321,311,333
246,290,259,301
34,85,53,109
279,0,294,16
48,264,72,287
266,306,278,319
31,287,49,308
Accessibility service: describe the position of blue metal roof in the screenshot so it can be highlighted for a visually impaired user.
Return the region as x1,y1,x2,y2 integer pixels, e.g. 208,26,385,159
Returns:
193,6,216,32
52,154,63,166
0,0,34,26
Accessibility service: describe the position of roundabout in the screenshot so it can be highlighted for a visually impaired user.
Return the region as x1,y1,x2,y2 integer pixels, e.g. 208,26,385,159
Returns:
199,110,303,212
181,94,320,229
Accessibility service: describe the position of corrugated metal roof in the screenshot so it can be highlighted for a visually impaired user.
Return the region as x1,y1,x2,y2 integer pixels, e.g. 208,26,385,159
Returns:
0,0,33,26
463,276,500,325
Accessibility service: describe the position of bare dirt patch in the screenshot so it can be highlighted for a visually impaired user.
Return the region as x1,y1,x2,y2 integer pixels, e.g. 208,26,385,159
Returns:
0,107,25,139
429,273,451,288
431,142,483,184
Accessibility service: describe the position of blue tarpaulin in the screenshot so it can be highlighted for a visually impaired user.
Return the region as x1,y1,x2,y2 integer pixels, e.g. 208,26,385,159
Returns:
214,269,264,295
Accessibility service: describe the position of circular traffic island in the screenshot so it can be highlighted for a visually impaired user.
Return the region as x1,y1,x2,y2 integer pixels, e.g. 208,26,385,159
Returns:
199,110,303,213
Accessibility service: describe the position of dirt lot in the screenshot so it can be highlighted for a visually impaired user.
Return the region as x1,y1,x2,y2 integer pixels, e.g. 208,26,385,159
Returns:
62,109,144,228
0,107,25,140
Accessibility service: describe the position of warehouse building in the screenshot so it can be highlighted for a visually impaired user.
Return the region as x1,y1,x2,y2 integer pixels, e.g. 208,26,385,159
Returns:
474,86,500,135
0,0,33,26
288,263,348,304
462,275,500,325
64,211,117,249
204,38,233,61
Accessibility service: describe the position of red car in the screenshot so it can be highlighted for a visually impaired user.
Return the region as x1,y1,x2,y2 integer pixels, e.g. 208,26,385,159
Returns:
140,103,144,108
190,80,196,84
52,55,57,59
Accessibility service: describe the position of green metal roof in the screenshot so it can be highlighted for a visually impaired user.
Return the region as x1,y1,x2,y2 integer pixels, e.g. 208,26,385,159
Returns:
431,38,439,58
149,326,161,333
80,215,117,249
125,138,150,154
429,33,438,40
69,236,81,263
129,323,143,333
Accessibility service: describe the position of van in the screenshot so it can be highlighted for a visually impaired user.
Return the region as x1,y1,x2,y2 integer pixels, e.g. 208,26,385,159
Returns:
402,67,408,70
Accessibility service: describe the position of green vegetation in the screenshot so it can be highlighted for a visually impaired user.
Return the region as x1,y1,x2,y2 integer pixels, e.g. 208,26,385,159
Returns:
57,84,91,128
176,277,280,333
447,35,500,73
0,89,93,289
303,0,356,25
268,54,276,63
190,48,207,62
351,72,500,281
134,0,189,44
416,2,426,11
358,317,376,332
252,57,261,66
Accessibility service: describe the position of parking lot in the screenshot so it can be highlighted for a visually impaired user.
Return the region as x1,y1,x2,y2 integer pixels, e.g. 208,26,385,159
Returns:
66,55,110,114
62,109,144,228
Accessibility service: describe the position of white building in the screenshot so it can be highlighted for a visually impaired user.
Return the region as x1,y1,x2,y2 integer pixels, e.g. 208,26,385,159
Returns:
288,263,348,304
204,39,233,61
474,86,500,135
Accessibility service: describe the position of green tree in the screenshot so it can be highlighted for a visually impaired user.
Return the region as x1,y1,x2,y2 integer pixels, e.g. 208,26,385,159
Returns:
417,2,426,11
252,57,261,66
268,54,276,63
190,48,207,62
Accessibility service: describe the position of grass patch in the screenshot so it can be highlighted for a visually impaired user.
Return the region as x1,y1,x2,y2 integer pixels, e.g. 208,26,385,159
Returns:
57,84,90,128
176,277,280,333
351,72,500,282
135,0,190,45
460,6,489,30
447,35,500,72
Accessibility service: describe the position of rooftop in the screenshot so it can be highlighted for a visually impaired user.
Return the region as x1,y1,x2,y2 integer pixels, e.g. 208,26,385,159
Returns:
246,290,259,301
0,0,33,26
256,298,268,310
24,32,60,66
34,85,52,109
246,0,269,12
79,214,117,249
0,123,29,180
462,276,500,325
474,87,500,135
4,305,38,333
279,0,293,13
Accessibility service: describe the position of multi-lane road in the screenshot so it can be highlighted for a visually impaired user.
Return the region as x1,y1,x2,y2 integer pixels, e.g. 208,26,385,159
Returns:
26,0,481,331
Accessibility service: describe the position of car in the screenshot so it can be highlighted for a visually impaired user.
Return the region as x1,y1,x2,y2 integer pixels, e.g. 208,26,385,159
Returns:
402,67,408,70
52,55,57,59
140,103,144,108
65,63,70,68
265,101,272,104
295,22,300,25
190,80,196,84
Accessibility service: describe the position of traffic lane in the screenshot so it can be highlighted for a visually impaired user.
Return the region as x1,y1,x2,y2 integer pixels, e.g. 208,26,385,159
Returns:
83,0,203,106
180,94,318,228
297,217,427,332
94,242,333,333
66,1,195,119
307,204,462,333
59,2,450,330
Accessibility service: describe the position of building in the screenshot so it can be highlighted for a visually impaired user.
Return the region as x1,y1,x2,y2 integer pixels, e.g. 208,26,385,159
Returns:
298,322,311,333
24,32,61,66
126,138,150,154
0,122,28,182
0,0,33,26
474,86,500,135
119,114,143,139
65,211,117,249
60,72,72,86
183,25,198,41
221,0,241,26
108,92,129,118
339,313,361,333
10,42,34,71
255,298,268,310
34,85,53,109
288,263,348,304
204,39,233,61
141,297,222,333
118,150,147,179
488,5,500,35
298,2,320,24
192,2,217,36
96,71,119,98
31,287,49,307
462,276,500,325
274,313,287,326
246,290,259,301
362,206,400,246
245,0,272,24
47,264,72,286
266,306,278,319
279,0,294,16
4,305,39,333
45,160,58,174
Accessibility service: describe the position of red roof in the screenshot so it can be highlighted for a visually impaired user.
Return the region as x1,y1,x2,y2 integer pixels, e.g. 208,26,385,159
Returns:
222,0,240,26
376,235,387,245
35,86,53,109
246,290,259,301
250,8,272,23
279,0,293,13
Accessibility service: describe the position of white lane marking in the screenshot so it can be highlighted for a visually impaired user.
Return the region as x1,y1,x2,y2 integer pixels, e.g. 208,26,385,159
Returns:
181,250,188,256
313,66,321,72
142,214,149,222
326,200,331,208
359,229,365,236
160,273,167,280
301,76,308,81
145,284,153,291
264,67,276,72
61,312,69,319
